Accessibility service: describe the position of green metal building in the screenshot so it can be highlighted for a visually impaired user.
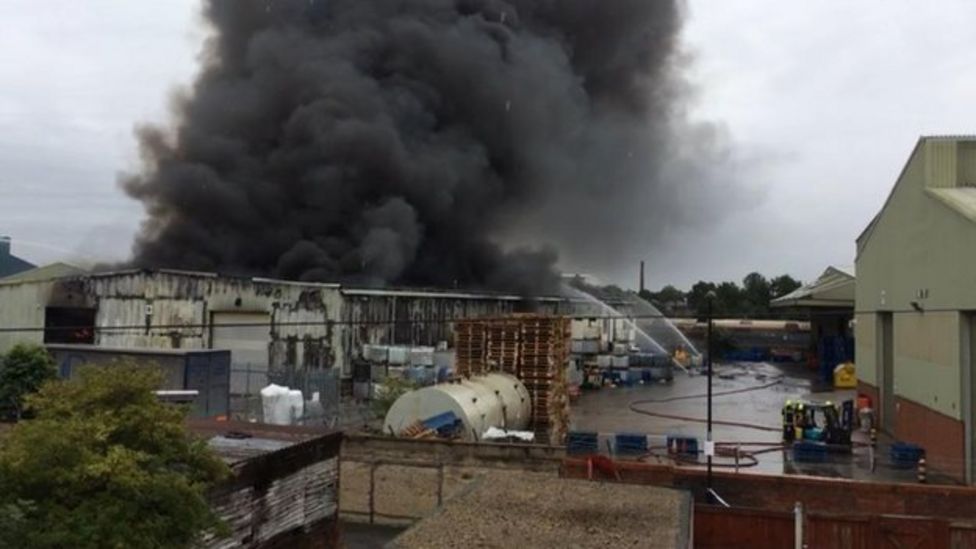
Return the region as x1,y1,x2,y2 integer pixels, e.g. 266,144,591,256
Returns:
856,135,976,482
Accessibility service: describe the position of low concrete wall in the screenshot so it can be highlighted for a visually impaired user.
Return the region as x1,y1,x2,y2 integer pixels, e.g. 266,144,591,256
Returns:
340,435,565,525
342,433,565,468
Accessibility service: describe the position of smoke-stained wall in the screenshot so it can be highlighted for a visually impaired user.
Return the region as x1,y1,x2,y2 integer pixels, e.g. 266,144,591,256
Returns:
124,0,735,292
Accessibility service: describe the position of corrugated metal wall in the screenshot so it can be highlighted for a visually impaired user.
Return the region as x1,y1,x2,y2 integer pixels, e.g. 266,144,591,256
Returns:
958,142,976,186
0,271,578,388
925,138,959,188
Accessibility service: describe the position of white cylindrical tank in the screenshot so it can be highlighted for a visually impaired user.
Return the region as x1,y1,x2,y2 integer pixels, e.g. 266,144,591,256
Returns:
383,373,531,441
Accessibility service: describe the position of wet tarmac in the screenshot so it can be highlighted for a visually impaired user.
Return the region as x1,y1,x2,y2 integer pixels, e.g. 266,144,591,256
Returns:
569,361,959,485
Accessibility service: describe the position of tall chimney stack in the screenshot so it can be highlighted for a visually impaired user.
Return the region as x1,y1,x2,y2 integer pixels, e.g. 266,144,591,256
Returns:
0,236,10,258
639,260,645,293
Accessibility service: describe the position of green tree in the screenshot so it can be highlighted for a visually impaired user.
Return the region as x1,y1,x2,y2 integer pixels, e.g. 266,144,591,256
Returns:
741,272,771,315
687,281,718,317
0,363,229,549
0,343,57,420
770,274,802,299
640,285,686,314
714,281,743,316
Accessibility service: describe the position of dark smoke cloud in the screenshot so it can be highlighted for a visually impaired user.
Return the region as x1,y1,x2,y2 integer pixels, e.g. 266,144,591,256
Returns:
124,0,734,294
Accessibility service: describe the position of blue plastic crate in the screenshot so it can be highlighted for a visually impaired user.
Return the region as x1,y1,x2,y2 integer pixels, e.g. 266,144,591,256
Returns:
421,411,462,437
614,433,649,456
889,442,924,469
566,431,600,455
793,441,828,463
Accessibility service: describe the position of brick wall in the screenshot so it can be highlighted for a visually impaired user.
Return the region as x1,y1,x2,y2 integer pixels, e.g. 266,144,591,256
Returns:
895,395,966,481
562,459,976,522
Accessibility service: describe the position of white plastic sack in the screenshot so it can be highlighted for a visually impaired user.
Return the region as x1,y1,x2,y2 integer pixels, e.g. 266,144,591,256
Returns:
482,427,535,442
260,384,291,425
286,389,304,424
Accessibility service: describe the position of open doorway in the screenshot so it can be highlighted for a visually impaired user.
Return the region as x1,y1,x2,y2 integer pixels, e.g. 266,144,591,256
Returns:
44,307,96,344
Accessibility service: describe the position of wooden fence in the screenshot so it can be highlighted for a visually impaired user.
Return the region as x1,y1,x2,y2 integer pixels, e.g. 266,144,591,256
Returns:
694,504,976,548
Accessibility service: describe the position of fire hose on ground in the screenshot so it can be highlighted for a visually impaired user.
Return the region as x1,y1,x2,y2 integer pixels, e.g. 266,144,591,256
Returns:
627,378,870,467
628,378,787,468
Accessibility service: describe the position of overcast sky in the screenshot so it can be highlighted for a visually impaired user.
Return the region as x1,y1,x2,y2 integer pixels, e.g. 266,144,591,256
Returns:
1,1,974,289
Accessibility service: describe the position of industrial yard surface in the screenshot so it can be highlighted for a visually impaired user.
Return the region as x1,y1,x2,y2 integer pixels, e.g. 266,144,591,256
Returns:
390,470,690,548
571,361,958,485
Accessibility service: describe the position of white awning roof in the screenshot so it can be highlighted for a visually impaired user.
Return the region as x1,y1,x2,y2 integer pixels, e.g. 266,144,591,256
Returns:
770,265,855,309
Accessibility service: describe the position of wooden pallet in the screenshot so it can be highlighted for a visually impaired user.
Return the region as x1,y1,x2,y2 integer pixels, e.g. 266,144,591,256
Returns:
454,314,571,441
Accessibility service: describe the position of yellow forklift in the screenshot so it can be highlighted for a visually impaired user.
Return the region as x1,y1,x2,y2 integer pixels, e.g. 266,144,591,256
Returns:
782,399,854,449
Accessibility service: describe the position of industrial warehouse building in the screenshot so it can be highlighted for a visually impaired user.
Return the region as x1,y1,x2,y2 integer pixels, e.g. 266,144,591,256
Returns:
0,237,35,278
771,264,855,382
855,135,976,482
0,269,572,395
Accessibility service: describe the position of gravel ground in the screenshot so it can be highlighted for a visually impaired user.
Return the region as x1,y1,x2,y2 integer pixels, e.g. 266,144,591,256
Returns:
390,470,689,548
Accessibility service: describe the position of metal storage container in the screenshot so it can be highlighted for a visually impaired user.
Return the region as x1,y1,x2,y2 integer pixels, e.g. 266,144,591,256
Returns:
46,344,230,418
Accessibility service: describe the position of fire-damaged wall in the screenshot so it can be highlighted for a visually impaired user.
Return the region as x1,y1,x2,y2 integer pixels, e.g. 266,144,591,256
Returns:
340,288,567,358
0,270,572,389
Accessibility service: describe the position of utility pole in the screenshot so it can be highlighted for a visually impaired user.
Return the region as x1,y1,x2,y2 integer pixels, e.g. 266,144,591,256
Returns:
706,290,716,501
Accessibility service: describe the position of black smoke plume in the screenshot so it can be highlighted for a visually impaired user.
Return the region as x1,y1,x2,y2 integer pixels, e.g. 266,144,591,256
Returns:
124,0,732,294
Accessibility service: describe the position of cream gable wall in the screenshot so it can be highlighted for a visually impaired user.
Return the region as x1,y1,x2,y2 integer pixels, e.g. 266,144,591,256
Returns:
856,138,976,420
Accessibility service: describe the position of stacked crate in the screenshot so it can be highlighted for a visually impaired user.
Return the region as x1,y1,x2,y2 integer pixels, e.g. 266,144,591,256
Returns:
454,314,570,444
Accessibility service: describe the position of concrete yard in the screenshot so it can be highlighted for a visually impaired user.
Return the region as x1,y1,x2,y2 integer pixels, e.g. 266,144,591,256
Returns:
389,470,691,548
570,361,957,484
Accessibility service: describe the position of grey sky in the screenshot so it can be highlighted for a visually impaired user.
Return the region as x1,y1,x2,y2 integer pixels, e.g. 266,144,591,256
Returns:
1,1,974,289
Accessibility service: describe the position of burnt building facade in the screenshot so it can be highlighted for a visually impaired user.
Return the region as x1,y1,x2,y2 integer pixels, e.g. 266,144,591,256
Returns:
0,269,570,394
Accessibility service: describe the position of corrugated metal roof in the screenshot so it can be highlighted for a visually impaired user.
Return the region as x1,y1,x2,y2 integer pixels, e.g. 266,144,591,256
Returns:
186,419,340,464
770,265,855,308
832,265,855,278
14,267,561,301
0,262,85,285
341,287,566,301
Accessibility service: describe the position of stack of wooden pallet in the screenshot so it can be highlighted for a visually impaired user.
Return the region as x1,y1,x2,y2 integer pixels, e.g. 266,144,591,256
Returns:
485,318,522,376
453,314,570,444
455,319,487,377
518,315,570,444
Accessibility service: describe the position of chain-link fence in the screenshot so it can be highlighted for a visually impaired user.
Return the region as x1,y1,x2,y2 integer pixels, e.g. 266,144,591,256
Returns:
230,366,377,430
